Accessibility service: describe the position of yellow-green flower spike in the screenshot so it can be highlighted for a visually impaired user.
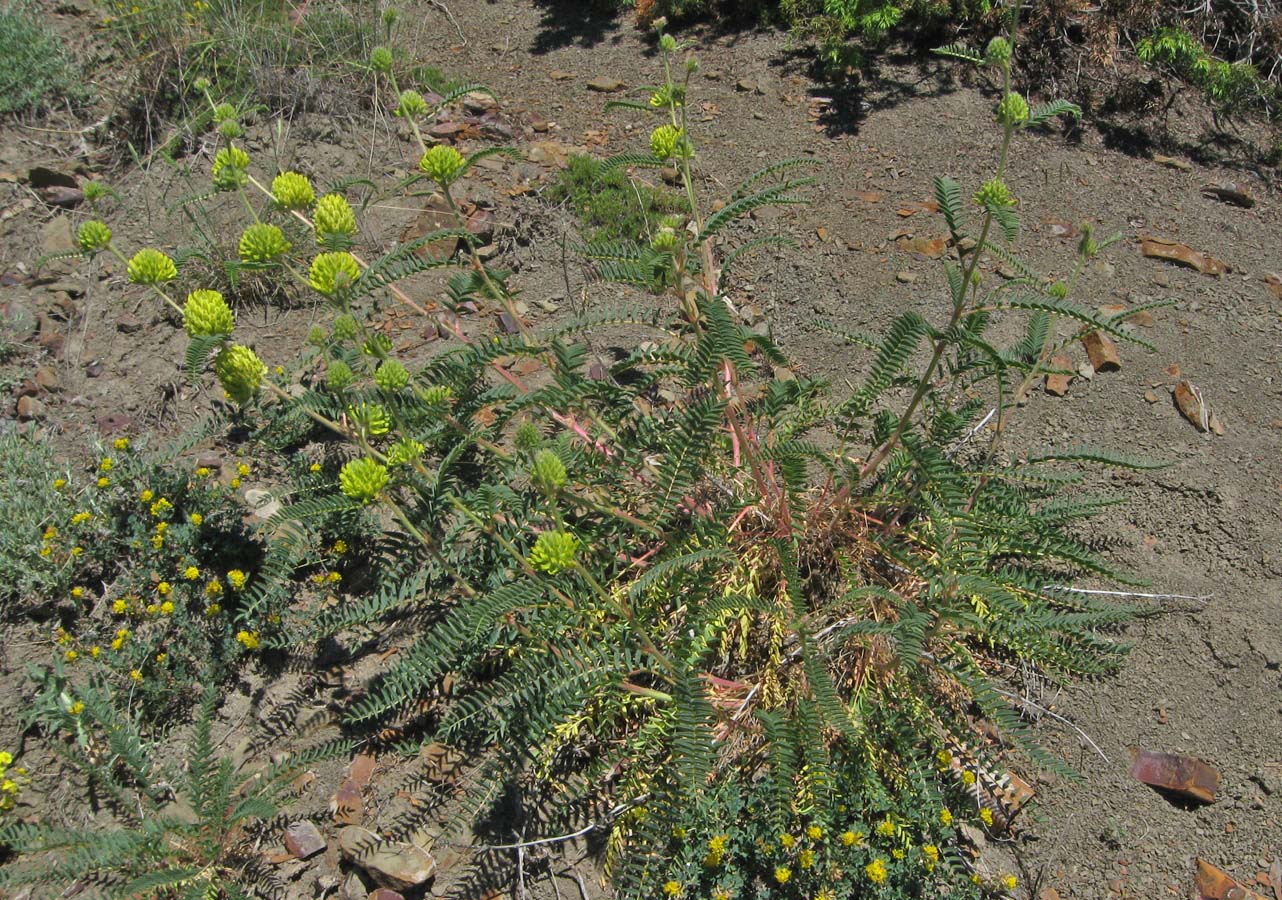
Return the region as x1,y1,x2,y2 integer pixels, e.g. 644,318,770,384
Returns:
513,422,542,453
331,314,359,341
347,402,391,437
211,146,250,191
127,248,178,284
996,91,1030,126
386,438,425,466
374,359,410,392
309,252,361,297
529,530,580,574
183,289,234,337
339,457,389,503
213,102,237,123
77,221,112,254
419,384,454,406
650,124,683,160
396,89,428,118
272,172,315,210
238,223,291,264
530,449,567,494
314,194,357,247
370,46,393,73
419,145,466,186
974,177,1015,209
985,36,1012,67
325,359,355,390
214,344,267,404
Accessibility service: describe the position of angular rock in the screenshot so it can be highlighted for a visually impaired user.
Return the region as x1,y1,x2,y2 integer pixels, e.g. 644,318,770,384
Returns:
330,778,363,825
1173,381,1211,433
368,891,405,900
1131,750,1220,803
1044,355,1073,397
284,820,327,859
1201,183,1255,208
1140,236,1227,276
338,827,435,891
1195,859,1270,900
16,395,45,420
1081,331,1121,373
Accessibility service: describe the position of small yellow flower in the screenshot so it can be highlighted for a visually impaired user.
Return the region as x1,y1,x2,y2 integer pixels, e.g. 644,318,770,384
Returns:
71,511,92,525
237,463,250,477
236,630,260,650
939,808,953,826
70,546,84,557
156,581,172,596
205,602,222,616
780,833,795,848
1002,875,1018,892
71,587,83,598
96,477,110,488
151,535,164,549
140,489,154,502
64,650,78,662
227,570,246,590
309,463,322,473
327,571,342,584
150,497,172,517
99,457,113,471
800,849,815,869
69,701,84,715
184,566,200,580
332,540,347,554
708,834,728,854
113,438,129,450
111,638,124,650
146,604,158,615
876,819,896,837
662,881,681,897
56,629,70,645
159,601,174,615
807,825,823,841
230,478,241,489
53,478,67,489
923,844,940,863
841,830,861,847
962,770,976,786
206,580,223,597
865,859,888,884
892,848,905,860
979,808,995,827
972,874,983,885
190,513,203,526
90,646,100,658
775,866,792,885
155,653,167,664
195,467,210,477
129,669,143,682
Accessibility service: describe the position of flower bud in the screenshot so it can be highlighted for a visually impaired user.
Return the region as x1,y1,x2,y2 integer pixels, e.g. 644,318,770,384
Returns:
374,359,410,392
238,223,291,264
996,91,1030,126
127,248,178,284
419,145,466,186
984,36,1012,67
529,530,580,574
530,449,567,494
77,220,112,254
325,359,355,390
309,252,361,297
214,344,266,404
183,289,235,337
272,172,314,210
211,146,250,191
370,46,393,73
387,438,425,466
314,193,357,247
339,457,389,503
396,89,428,118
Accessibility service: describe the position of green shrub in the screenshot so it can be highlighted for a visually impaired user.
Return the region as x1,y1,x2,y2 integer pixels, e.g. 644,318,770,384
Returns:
0,4,84,114
29,10,1159,900
547,152,691,244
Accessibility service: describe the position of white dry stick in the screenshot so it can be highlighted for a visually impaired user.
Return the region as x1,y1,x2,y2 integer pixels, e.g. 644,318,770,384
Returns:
1042,585,1213,603
989,685,1111,764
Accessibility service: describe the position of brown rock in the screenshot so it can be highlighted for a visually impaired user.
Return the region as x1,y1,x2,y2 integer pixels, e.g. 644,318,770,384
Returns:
368,891,405,900
1152,154,1192,171
34,366,60,391
116,314,144,334
1264,273,1282,301
1201,184,1255,208
586,76,625,93
1044,355,1074,397
330,778,363,825
1173,381,1211,433
284,820,327,859
1140,236,1228,276
1081,331,1121,373
896,235,947,259
347,753,377,789
338,827,436,891
1131,750,1221,803
16,395,45,420
549,70,574,81
1195,859,1270,900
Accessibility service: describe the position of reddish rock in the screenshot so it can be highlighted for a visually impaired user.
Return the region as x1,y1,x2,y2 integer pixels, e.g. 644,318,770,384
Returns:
1132,750,1220,803
284,820,327,859
368,890,405,900
1195,859,1270,900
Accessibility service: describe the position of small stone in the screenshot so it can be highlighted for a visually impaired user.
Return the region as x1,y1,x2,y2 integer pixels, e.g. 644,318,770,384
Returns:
895,271,918,284
368,891,405,900
284,820,327,859
1144,390,1160,404
33,366,60,391
338,827,436,891
735,78,763,94
586,76,625,93
549,70,574,81
1131,750,1220,803
116,314,144,334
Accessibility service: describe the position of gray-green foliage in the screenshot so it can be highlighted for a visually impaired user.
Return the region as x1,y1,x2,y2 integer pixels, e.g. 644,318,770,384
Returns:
0,4,84,114
0,429,74,609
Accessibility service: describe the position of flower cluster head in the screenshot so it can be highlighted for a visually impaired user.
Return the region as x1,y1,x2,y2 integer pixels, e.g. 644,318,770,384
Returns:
996,91,1030,126
272,171,315,210
396,89,428,118
127,249,178,284
325,359,355,391
370,46,393,73
235,629,259,650
419,384,454,407
214,344,267,404
183,289,235,337
865,859,888,884
309,252,361,297
974,177,1015,209
78,221,112,254
649,124,686,160
239,223,291,264
348,402,391,437
985,36,1012,67
375,359,410,392
314,193,357,247
419,145,466,187
513,422,542,453
339,457,390,503
211,146,250,191
529,530,580,574
774,866,792,885
530,449,567,494
649,84,684,109
386,438,425,467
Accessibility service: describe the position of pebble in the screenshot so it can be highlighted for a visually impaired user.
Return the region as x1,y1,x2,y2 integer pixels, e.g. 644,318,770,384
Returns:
338,827,436,891
283,820,327,859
